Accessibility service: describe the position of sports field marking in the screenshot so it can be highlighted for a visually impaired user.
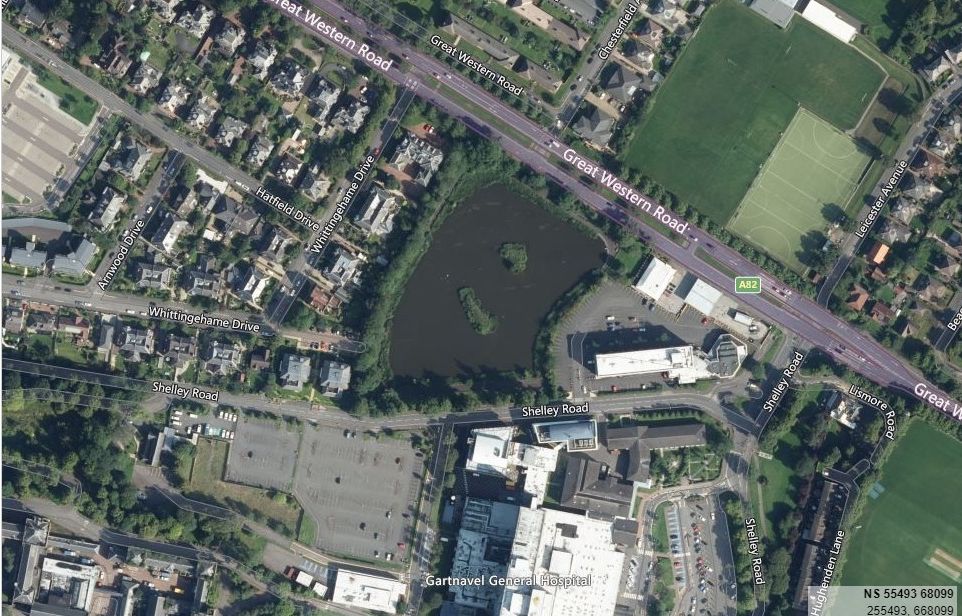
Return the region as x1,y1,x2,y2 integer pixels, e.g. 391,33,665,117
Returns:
728,107,870,270
925,548,962,582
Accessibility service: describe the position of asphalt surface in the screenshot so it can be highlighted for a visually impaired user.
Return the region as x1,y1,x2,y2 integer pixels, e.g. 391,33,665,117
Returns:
287,0,962,423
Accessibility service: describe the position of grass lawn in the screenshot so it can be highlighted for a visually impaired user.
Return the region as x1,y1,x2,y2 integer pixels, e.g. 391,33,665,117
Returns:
828,0,927,49
621,0,884,225
187,439,302,537
841,422,962,589
756,430,803,533
35,70,98,125
652,502,671,552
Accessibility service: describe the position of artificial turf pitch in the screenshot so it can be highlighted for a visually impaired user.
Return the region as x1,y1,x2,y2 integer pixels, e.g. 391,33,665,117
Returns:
621,0,884,226
840,422,962,589
727,109,870,271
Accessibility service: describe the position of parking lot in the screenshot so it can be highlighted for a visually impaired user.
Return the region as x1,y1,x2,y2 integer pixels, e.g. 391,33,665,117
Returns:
225,418,300,492
293,425,423,562
554,281,720,396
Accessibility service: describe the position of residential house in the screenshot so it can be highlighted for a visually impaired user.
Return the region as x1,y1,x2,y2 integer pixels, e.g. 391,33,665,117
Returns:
215,22,245,56
915,275,949,305
161,333,195,371
636,19,666,50
846,285,870,312
573,104,615,146
8,242,46,271
866,242,890,266
187,270,222,299
279,354,312,390
3,304,25,336
97,317,116,355
389,136,444,187
248,41,277,79
326,98,370,135
187,96,218,131
270,60,307,98
924,55,952,82
17,0,47,28
107,135,152,182
151,214,188,254
26,310,58,334
249,348,271,371
276,155,303,186
309,285,342,313
354,187,399,237
870,302,895,325
204,341,242,376
176,4,214,38
602,63,643,106
56,315,91,345
901,174,943,202
878,219,912,245
911,148,947,179
129,63,162,95
258,225,292,261
890,199,922,225
215,116,247,148
88,186,125,230
51,238,96,277
318,360,351,397
118,325,155,362
231,264,270,305
212,196,258,237
323,246,365,287
245,134,274,168
157,82,190,115
933,253,961,281
299,165,332,200
98,35,133,77
511,56,563,93
137,262,173,290
307,76,341,123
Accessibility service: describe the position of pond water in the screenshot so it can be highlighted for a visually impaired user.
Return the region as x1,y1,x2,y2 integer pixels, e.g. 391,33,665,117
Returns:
390,183,604,377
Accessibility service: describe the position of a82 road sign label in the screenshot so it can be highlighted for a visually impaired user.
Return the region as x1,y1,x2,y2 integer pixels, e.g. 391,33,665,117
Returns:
735,276,761,294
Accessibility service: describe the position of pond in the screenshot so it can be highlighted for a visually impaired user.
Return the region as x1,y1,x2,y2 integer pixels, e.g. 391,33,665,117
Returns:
390,183,604,377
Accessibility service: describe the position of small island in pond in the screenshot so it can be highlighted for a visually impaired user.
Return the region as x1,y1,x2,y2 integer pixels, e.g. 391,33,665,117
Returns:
457,287,499,335
499,242,528,274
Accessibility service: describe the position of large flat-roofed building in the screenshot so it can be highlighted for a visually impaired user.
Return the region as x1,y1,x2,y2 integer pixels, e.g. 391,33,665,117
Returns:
451,499,520,611
749,0,799,27
800,0,860,42
633,257,676,301
595,346,704,380
466,427,560,506
532,419,598,452
499,507,624,616
331,569,406,614
683,278,722,316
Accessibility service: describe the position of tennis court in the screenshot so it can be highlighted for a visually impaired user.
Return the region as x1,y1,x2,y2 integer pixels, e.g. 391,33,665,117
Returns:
728,109,870,271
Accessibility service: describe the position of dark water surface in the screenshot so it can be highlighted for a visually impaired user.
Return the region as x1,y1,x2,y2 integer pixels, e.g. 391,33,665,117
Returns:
390,184,603,377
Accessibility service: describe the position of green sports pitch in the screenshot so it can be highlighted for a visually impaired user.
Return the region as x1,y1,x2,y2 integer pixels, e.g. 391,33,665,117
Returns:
727,109,870,271
840,422,962,589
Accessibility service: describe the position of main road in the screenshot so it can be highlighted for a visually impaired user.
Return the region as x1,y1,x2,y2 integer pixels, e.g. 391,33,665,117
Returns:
273,0,961,423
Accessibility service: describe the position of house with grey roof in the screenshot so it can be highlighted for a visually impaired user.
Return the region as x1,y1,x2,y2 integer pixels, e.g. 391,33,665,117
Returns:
176,4,214,38
279,353,312,390
318,360,351,397
118,325,155,362
151,214,188,254
215,22,245,56
51,238,96,277
389,136,444,187
248,40,277,79
276,154,303,186
107,135,152,181
156,82,190,115
150,0,181,22
88,186,125,230
299,164,332,200
162,333,195,371
573,104,615,147
326,98,370,135
270,59,308,98
601,63,643,106
8,242,46,270
307,76,342,123
231,264,270,305
245,134,274,168
187,270,222,298
129,63,162,95
187,96,218,131
213,196,258,237
354,187,399,237
215,116,247,148
137,262,173,289
323,246,365,287
204,340,243,376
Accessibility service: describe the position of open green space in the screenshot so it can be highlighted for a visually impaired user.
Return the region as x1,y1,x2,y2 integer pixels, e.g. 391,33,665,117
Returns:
728,109,871,271
621,0,884,225
753,430,801,534
652,502,671,552
35,70,98,125
187,439,302,537
650,556,676,616
841,422,962,588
